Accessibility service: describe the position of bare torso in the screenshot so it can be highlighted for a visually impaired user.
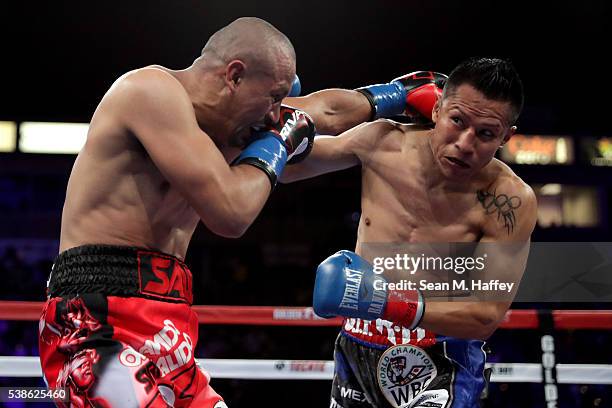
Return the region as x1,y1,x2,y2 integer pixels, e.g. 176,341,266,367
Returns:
60,67,202,258
354,122,519,256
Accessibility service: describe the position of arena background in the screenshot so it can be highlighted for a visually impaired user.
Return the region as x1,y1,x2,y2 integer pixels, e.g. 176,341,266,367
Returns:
1,1,611,407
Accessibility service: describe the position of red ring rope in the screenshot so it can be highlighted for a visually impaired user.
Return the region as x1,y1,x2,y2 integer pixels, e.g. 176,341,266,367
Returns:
0,301,610,329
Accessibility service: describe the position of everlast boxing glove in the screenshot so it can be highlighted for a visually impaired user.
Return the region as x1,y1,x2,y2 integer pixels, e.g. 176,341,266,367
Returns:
313,250,424,330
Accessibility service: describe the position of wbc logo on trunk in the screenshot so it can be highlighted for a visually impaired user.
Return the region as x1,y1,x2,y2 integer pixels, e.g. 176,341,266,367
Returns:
377,344,437,407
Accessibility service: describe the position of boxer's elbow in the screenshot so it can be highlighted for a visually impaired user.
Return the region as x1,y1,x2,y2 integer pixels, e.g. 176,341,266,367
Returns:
216,224,249,238
202,214,250,238
473,321,497,341
471,304,507,340
195,199,253,238
194,176,261,238
223,212,252,238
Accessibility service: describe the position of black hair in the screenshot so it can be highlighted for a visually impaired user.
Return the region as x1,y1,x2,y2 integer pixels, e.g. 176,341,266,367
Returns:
443,57,524,124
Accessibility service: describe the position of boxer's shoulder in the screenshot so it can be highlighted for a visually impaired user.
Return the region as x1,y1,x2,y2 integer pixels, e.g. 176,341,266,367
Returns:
349,120,429,166
367,118,428,133
85,67,186,154
341,119,398,156
477,158,537,238
112,66,188,102
485,158,535,199
96,66,197,139
362,118,399,134
357,119,423,147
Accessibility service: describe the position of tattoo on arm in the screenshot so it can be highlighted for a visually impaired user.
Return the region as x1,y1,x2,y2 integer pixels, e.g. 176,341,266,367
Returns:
476,189,522,235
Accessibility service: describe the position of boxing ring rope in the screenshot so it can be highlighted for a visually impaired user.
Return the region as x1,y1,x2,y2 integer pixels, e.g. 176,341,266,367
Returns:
2,356,612,384
2,301,612,329
1,301,611,384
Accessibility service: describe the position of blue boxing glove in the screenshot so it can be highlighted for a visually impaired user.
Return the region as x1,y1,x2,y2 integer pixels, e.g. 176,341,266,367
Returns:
234,105,315,186
314,250,388,320
288,75,301,97
356,71,447,123
313,250,424,329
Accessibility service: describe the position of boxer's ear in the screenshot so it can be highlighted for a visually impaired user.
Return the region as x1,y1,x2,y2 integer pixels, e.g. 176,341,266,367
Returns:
501,126,517,147
432,99,441,123
225,60,246,92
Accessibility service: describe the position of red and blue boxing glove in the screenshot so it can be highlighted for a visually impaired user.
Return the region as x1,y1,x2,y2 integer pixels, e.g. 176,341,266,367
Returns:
233,104,315,187
357,71,448,123
313,250,425,329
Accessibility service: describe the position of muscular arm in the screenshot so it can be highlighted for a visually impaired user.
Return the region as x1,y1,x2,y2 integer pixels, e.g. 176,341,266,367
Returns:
279,120,394,183
114,68,272,238
419,180,538,340
284,89,371,135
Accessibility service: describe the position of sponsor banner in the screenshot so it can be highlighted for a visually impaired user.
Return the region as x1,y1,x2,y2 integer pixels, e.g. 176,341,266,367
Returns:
272,307,324,321
580,136,612,167
500,134,574,165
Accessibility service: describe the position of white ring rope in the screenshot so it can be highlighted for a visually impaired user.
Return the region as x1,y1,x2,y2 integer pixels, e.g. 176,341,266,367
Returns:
1,357,611,384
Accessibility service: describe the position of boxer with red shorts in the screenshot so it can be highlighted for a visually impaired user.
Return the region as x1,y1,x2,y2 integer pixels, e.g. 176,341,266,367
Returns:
40,245,223,407
38,17,322,406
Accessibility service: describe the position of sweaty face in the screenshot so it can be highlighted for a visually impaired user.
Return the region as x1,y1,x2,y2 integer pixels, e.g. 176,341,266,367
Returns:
430,84,515,181
228,63,294,148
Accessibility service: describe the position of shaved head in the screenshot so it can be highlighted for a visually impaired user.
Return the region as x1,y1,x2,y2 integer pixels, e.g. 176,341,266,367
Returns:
201,17,295,79
188,18,297,149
